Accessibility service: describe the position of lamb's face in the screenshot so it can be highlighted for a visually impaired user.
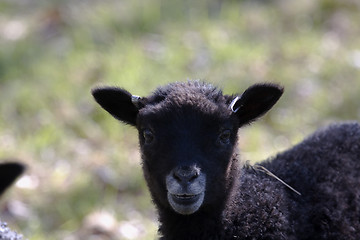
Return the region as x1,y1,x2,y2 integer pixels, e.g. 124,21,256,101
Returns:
91,81,284,215
137,100,239,215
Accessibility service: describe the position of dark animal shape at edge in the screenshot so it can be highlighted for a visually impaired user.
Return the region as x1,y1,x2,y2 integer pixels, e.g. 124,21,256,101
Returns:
0,162,25,196
0,161,26,240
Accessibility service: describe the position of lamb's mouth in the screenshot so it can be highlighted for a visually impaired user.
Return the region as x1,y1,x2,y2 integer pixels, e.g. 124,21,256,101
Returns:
172,193,201,204
168,192,205,215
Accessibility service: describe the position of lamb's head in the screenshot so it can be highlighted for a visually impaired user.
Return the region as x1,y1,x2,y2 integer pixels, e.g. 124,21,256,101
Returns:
92,81,283,215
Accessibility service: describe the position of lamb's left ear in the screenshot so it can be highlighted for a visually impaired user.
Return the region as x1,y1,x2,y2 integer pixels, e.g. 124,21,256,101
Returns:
229,83,284,126
92,87,142,126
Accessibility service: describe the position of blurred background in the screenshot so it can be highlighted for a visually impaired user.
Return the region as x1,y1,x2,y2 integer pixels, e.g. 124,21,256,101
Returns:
0,0,359,239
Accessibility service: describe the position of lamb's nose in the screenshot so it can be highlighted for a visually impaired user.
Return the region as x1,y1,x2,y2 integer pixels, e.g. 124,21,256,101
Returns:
173,166,200,183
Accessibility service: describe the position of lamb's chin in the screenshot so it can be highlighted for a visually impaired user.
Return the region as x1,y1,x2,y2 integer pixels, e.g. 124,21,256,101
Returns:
167,192,205,215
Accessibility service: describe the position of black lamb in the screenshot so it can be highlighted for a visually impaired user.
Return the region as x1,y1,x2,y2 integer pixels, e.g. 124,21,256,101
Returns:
92,81,360,240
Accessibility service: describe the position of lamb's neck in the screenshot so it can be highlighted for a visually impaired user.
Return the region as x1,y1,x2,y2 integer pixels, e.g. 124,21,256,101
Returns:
158,207,225,240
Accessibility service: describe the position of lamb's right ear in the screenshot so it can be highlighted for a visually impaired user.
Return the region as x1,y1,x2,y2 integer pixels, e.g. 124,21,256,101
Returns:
92,87,140,126
0,162,25,196
229,83,284,126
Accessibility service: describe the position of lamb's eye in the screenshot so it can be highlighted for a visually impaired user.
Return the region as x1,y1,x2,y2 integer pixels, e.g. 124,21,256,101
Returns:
219,130,231,144
143,129,154,144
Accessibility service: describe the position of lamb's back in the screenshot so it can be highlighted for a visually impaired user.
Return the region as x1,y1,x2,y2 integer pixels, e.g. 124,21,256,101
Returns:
263,122,360,239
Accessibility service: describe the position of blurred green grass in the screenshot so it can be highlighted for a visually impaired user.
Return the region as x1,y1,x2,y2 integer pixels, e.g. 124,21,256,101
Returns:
0,0,360,239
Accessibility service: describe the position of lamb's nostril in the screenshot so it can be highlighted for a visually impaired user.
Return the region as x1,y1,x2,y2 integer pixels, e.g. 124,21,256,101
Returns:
189,175,197,182
173,172,182,182
189,171,199,182
173,167,200,183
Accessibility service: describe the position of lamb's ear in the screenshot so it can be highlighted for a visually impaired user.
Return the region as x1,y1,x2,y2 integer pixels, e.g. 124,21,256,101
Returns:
0,162,25,196
92,87,141,126
229,83,284,125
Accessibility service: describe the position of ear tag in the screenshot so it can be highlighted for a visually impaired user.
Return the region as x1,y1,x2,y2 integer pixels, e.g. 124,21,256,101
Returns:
131,95,141,108
229,96,241,113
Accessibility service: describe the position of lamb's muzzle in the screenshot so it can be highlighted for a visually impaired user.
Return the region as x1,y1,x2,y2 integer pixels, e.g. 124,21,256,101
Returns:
166,166,206,215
